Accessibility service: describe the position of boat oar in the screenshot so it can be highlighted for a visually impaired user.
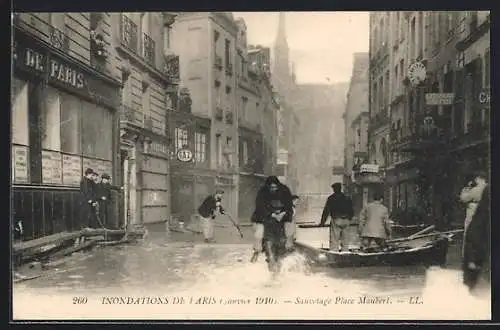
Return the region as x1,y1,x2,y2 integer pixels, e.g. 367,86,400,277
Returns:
387,229,464,244
406,225,436,239
225,212,244,239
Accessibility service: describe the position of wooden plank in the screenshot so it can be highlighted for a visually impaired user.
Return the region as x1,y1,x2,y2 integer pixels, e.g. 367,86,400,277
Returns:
13,231,82,253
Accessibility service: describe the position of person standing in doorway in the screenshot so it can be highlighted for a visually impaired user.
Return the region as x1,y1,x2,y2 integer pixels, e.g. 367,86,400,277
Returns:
96,173,112,228
319,183,354,251
358,189,392,251
80,168,98,229
462,171,490,294
197,188,225,243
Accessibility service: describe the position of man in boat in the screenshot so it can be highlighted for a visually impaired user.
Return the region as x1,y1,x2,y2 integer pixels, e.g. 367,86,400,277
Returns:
197,188,226,243
319,183,354,251
358,190,392,251
462,171,490,294
251,176,294,273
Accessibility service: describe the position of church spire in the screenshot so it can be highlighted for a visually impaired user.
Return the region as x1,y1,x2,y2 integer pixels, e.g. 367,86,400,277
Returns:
276,12,287,46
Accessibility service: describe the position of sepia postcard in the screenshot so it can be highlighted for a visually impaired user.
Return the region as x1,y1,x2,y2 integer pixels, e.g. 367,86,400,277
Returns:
11,11,491,321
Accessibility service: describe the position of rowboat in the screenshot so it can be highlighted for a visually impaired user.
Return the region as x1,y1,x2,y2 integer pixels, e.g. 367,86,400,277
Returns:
294,224,462,268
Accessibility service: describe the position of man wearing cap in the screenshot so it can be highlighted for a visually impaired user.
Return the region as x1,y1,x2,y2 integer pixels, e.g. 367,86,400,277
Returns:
319,182,354,251
96,173,112,228
197,188,225,243
80,168,98,228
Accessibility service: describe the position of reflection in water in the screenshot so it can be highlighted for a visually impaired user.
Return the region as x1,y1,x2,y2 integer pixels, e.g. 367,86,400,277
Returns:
13,242,490,319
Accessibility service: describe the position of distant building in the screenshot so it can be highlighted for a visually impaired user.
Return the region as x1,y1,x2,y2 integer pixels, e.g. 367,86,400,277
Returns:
170,12,239,222
271,12,300,193
343,52,369,191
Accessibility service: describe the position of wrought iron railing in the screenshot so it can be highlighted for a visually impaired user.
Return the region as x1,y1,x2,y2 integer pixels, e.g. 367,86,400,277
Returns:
225,62,233,76
164,54,180,82
215,107,223,121
214,55,223,69
142,33,155,66
120,14,138,53
12,185,123,241
120,103,144,127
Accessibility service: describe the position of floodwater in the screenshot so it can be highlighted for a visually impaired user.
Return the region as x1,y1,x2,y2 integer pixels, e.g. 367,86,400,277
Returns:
13,237,490,320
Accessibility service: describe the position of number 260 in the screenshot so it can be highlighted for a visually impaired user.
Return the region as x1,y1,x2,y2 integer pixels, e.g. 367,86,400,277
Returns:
73,297,88,304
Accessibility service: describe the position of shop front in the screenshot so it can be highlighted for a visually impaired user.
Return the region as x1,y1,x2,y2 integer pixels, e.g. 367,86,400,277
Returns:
11,28,121,240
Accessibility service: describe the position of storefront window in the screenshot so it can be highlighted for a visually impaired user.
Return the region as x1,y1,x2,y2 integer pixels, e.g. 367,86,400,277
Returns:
194,132,207,163
11,78,30,183
82,101,112,160
60,92,82,154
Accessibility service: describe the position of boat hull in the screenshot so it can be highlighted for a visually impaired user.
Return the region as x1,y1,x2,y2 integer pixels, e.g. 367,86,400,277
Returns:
294,236,449,268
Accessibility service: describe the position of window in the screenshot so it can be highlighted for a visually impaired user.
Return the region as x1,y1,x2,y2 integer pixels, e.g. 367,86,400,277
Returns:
215,134,222,167
175,127,188,152
242,140,248,164
394,65,399,96
11,78,30,183
225,38,230,66
164,25,171,50
194,132,207,163
11,78,29,146
484,48,490,88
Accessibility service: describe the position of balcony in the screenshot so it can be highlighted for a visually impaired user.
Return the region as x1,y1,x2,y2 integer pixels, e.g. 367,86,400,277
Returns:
143,114,165,135
215,107,223,121
369,111,389,132
225,62,233,76
120,104,144,128
240,158,264,174
163,54,180,82
390,124,447,154
142,33,155,66
456,13,490,51
14,13,70,53
225,111,234,125
214,55,223,70
120,14,139,54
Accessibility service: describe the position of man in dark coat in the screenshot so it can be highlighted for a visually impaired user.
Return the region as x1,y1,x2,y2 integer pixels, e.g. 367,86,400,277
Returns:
252,176,294,273
197,188,225,243
319,182,355,251
80,168,98,228
96,173,112,228
462,171,490,294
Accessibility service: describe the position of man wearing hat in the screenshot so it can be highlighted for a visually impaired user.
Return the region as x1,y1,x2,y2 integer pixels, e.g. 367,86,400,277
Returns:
96,173,112,228
197,188,226,243
80,168,98,228
319,182,354,251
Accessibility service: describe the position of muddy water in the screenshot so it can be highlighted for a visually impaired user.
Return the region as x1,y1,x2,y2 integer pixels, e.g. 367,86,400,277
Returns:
13,240,490,320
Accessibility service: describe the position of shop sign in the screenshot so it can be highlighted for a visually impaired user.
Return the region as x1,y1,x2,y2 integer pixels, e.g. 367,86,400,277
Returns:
479,89,491,104
16,46,86,89
360,164,379,173
177,148,193,162
425,93,455,106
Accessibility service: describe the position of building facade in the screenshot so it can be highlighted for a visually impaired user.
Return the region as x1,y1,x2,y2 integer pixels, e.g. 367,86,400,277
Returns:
369,11,490,226
114,12,180,226
12,13,122,240
170,12,239,222
343,53,369,193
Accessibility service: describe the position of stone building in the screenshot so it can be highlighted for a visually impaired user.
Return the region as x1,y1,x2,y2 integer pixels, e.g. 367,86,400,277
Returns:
114,12,180,226
343,53,369,190
369,11,490,226
170,12,239,221
12,13,122,240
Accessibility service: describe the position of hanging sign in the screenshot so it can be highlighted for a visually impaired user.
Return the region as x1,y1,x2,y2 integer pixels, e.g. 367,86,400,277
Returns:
177,148,193,162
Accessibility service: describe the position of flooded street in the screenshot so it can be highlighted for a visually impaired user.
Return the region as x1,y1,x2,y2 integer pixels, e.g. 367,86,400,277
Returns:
13,229,490,320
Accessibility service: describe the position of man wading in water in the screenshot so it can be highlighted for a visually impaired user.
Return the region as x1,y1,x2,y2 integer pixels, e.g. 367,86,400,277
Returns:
251,176,294,275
